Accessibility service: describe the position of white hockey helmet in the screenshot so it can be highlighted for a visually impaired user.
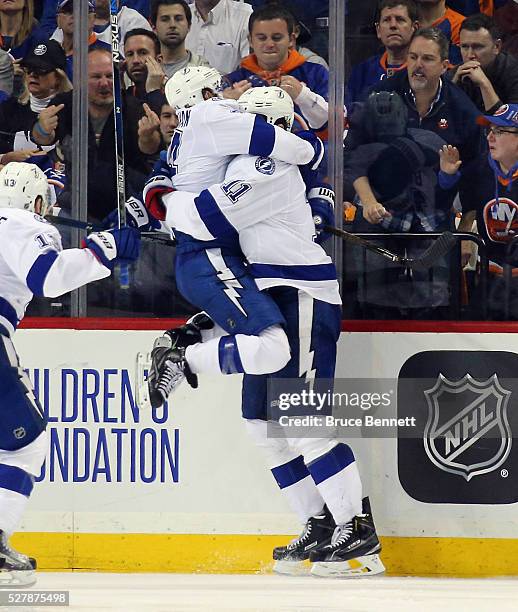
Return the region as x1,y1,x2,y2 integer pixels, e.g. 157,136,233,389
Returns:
238,86,295,131
0,162,51,216
165,66,222,109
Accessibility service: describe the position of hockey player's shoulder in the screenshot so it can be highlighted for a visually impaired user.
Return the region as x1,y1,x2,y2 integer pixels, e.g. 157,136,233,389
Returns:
0,207,56,236
0,207,49,225
200,97,242,117
227,154,290,180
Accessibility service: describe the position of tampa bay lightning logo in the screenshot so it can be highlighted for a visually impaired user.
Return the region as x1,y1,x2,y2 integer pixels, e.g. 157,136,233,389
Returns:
255,157,275,175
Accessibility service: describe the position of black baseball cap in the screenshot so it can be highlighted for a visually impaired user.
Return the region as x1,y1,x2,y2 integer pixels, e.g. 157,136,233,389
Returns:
22,41,67,73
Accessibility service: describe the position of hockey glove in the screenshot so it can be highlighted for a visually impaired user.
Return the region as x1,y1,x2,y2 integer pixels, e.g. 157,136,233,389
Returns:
102,197,161,232
143,173,174,221
308,184,335,244
297,130,325,171
83,227,141,270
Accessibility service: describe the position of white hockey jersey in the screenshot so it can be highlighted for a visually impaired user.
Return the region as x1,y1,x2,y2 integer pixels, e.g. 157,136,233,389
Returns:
0,209,111,337
167,98,316,193
164,155,341,305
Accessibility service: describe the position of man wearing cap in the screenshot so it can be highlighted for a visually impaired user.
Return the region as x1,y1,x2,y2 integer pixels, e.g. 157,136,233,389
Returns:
458,104,518,318
0,40,71,161
51,0,111,82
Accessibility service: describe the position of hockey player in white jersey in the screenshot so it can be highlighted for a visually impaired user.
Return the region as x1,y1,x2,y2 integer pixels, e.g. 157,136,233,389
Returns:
0,162,140,586
143,66,324,217
141,67,326,408
146,88,384,578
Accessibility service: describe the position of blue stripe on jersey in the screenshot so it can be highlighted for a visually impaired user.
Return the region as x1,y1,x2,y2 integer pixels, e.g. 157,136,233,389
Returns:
271,455,310,489
218,335,245,374
194,191,239,241
249,262,337,282
248,115,275,157
0,296,18,330
307,443,355,485
26,250,59,297
0,464,34,497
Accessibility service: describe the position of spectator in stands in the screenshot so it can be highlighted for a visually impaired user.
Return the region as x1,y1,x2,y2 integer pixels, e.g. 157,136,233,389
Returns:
136,98,177,157
122,0,150,18
346,0,419,107
123,28,167,113
0,39,71,161
348,27,482,211
224,3,328,137
93,0,151,53
157,100,177,145
449,14,518,112
345,29,483,318
185,0,252,74
51,0,110,82
461,104,518,318
447,0,502,16
344,91,461,320
414,0,465,63
0,49,13,98
494,0,518,56
292,16,327,69
150,0,209,80
0,0,52,59
31,46,154,222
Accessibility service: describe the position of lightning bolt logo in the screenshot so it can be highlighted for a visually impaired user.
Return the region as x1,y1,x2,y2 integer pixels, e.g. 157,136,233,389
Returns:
206,249,247,317
298,292,316,390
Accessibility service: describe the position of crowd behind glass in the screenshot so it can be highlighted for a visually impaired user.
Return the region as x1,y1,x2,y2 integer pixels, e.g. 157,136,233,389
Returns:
3,0,517,320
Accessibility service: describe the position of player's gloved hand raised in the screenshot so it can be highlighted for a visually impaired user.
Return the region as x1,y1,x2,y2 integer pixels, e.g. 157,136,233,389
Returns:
308,184,335,244
103,197,161,232
143,173,175,221
297,130,325,171
83,227,141,270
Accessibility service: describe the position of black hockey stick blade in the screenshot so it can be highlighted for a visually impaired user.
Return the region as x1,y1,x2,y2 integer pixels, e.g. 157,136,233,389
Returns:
47,215,175,246
324,225,458,269
404,231,458,270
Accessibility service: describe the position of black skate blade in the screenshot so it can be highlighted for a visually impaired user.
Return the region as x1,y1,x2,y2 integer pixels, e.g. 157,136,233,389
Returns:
149,387,165,409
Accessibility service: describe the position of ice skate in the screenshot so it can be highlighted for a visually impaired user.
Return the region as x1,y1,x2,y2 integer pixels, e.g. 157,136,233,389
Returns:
136,314,213,409
0,530,36,587
273,505,335,576
309,497,385,578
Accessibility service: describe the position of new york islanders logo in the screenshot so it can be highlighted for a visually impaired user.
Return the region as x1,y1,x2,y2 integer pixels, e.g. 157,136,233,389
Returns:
423,374,512,481
483,197,518,242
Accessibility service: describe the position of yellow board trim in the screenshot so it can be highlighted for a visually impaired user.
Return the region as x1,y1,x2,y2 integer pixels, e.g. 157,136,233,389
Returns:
11,533,518,576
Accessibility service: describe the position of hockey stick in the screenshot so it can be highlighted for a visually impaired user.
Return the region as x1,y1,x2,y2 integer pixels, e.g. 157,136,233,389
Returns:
47,214,175,246
324,226,458,270
110,0,130,288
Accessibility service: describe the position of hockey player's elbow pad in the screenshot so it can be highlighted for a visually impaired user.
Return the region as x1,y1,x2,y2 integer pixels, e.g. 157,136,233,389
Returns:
143,174,175,221
297,130,324,171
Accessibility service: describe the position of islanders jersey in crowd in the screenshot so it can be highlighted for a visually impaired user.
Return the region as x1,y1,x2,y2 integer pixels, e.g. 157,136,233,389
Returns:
470,160,518,271
346,52,407,106
433,7,465,65
224,50,329,134
166,153,341,306
0,210,110,336
166,97,315,193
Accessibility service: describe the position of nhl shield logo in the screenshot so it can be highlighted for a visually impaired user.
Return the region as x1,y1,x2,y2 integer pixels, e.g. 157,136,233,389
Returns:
423,374,512,481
